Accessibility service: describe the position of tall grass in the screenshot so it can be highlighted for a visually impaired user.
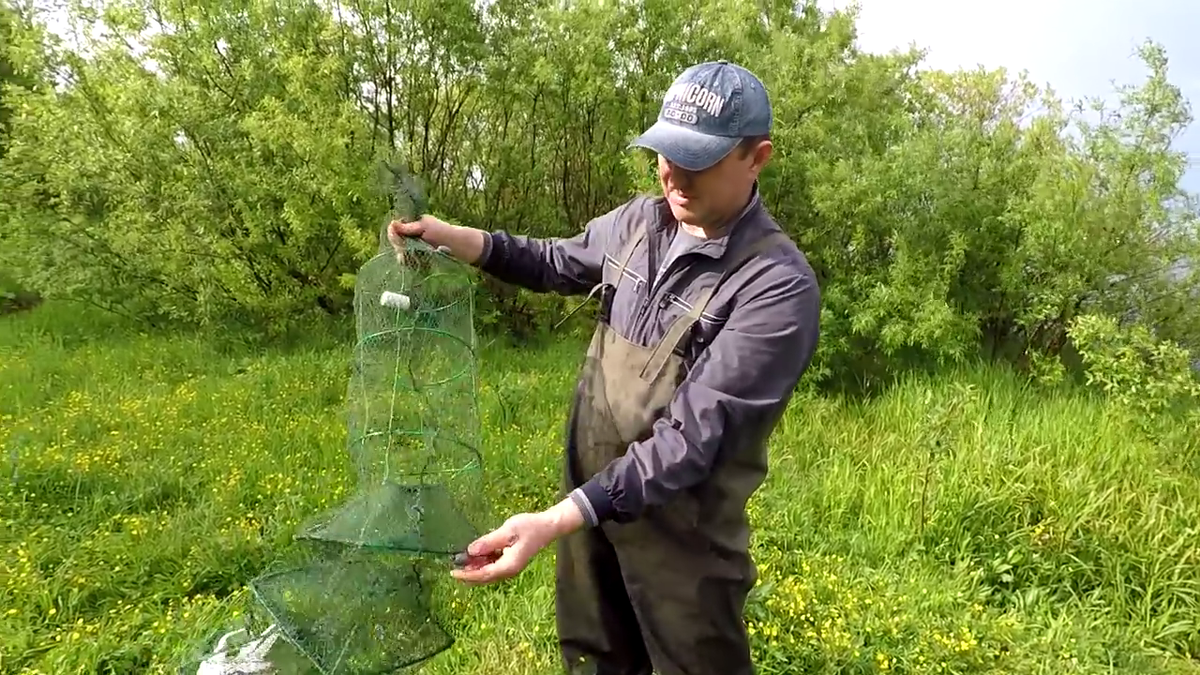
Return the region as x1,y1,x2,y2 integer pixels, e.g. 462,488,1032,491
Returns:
1,303,1198,674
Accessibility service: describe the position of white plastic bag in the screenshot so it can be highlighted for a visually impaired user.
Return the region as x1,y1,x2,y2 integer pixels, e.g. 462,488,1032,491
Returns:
195,623,316,675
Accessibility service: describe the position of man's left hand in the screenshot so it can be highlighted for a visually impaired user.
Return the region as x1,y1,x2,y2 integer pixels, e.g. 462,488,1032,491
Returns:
451,498,585,585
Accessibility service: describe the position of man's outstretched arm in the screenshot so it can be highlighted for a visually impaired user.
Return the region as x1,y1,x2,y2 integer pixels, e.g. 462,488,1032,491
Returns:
394,199,637,296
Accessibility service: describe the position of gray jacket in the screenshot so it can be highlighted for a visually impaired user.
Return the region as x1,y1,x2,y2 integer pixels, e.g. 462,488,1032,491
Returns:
475,187,821,527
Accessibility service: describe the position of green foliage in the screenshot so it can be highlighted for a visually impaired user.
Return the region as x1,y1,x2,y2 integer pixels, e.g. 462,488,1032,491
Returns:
1068,312,1200,422
4,303,1200,673
0,0,388,328
0,4,15,156
3,3,1197,669
0,0,1197,395
0,1,41,159
0,2,44,310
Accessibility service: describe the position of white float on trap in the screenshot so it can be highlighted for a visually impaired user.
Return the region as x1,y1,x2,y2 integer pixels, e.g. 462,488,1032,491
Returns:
380,291,411,311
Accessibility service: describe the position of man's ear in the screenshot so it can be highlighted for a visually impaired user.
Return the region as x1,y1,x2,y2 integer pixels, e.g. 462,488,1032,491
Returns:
751,140,773,174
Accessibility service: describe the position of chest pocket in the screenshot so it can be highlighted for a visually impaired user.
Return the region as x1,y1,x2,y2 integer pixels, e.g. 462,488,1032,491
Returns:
553,228,648,332
655,289,729,362
638,230,793,382
593,228,650,328
602,251,647,316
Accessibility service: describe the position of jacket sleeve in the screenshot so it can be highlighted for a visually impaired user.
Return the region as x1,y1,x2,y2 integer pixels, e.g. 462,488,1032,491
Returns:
476,201,632,296
569,263,821,527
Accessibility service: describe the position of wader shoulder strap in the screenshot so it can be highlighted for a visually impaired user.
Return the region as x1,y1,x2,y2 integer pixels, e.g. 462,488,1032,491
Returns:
610,227,647,289
555,225,649,331
641,230,792,380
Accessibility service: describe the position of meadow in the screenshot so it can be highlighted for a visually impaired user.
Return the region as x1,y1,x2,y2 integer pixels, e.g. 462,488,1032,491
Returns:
2,301,1199,675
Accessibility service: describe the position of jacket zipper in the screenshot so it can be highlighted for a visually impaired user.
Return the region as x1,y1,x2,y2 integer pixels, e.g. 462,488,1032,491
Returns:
636,248,677,332
634,279,657,331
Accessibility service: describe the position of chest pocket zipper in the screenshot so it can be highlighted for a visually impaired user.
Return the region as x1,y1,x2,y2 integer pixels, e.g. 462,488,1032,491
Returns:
660,291,697,316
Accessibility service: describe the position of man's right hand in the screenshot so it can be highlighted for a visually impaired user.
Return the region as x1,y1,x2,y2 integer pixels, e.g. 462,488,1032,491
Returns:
387,216,432,252
387,215,487,265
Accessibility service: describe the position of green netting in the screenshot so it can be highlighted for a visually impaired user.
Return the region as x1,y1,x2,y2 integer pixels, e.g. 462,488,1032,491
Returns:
184,165,487,674
294,229,487,557
249,545,461,673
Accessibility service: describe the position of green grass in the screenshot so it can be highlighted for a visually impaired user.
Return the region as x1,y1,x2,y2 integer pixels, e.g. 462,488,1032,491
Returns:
2,302,1199,674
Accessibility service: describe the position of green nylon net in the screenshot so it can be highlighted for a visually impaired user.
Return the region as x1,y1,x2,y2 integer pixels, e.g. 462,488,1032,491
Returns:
183,165,487,674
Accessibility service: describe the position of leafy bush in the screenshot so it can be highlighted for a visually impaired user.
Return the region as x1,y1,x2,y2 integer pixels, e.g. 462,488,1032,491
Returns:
0,0,1196,387
1069,312,1200,421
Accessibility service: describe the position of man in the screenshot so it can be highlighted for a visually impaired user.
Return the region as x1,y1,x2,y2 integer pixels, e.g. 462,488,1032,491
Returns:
388,60,820,675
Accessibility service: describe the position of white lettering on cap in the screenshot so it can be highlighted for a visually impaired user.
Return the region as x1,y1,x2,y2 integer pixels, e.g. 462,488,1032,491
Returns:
662,80,726,119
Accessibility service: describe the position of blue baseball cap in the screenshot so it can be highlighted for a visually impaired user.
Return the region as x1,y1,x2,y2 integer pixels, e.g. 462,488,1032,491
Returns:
629,60,773,172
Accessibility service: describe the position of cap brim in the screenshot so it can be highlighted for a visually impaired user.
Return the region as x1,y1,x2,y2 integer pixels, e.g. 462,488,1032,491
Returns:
628,120,740,172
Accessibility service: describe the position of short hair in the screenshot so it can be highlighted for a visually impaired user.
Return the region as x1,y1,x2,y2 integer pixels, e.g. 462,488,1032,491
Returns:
736,134,771,158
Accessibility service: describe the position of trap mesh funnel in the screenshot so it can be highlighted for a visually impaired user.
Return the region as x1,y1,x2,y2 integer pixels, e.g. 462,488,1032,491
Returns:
239,227,487,674
247,545,459,674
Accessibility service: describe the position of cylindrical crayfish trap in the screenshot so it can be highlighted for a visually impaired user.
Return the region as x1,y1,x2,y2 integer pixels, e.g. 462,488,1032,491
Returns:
185,224,488,675
295,234,487,556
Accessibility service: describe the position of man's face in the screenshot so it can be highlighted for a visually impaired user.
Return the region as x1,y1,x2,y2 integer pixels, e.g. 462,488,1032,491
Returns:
657,139,772,230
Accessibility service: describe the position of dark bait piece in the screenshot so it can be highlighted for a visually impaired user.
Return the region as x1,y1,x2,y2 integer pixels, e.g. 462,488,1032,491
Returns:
452,551,501,568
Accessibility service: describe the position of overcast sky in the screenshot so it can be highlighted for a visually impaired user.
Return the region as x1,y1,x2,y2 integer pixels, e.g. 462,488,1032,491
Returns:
817,0,1200,193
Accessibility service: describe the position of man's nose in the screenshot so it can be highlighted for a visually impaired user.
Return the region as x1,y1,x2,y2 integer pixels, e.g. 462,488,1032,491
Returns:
666,162,693,186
